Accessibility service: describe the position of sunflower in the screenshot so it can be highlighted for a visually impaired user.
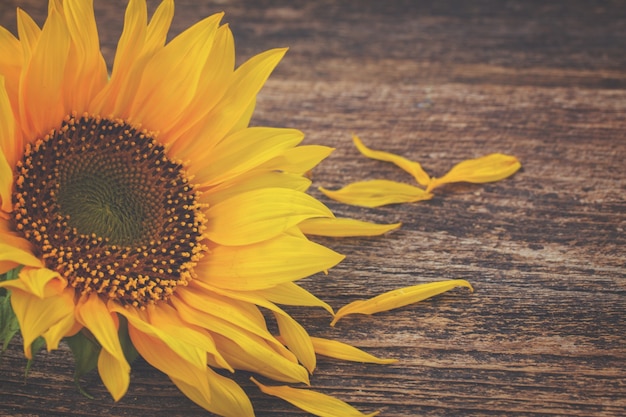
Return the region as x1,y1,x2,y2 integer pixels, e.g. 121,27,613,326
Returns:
0,1,479,416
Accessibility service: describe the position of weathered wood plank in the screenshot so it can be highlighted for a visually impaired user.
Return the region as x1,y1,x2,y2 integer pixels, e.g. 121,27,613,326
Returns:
1,0,625,416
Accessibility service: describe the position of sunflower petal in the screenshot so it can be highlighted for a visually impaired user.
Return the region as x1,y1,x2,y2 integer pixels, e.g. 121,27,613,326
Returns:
252,378,379,417
199,127,304,187
260,145,334,174
310,337,397,364
257,283,334,316
427,153,521,192
97,346,130,401
198,233,344,290
205,188,334,246
18,4,70,140
214,332,309,384
110,303,207,371
131,13,223,129
172,367,254,417
0,267,61,298
9,282,74,358
75,293,130,397
128,325,212,399
63,0,108,111
0,76,16,211
0,241,43,272
274,311,316,373
299,217,401,237
353,135,431,186
320,180,433,208
331,280,474,326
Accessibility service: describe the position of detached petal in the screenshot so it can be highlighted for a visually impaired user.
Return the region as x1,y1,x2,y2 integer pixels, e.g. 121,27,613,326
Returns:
252,378,379,417
427,153,521,192
310,337,397,364
353,135,430,186
331,280,473,326
320,180,432,208
299,217,401,237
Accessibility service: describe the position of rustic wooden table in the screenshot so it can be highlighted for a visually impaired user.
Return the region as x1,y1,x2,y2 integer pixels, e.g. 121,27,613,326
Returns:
1,1,625,416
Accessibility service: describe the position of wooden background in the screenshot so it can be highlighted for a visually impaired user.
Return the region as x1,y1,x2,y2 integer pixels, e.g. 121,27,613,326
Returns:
1,0,625,416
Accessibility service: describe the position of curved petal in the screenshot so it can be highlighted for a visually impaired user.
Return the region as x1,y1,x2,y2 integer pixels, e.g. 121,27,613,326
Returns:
110,303,207,371
18,4,70,141
171,367,254,417
0,241,43,273
331,280,474,326
63,0,108,111
128,324,212,399
353,135,431,186
299,217,401,237
9,281,74,358
256,282,334,316
196,127,304,187
163,23,234,152
252,378,379,417
310,337,397,364
320,180,433,208
0,266,62,298
75,293,130,400
130,13,223,130
427,153,522,192
175,48,287,168
258,145,334,174
205,188,334,246
197,233,344,290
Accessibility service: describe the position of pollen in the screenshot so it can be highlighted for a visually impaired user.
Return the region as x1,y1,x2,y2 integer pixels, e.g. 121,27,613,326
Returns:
12,115,206,307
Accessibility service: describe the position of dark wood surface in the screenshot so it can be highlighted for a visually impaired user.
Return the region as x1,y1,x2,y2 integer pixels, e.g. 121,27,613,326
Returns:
1,1,625,416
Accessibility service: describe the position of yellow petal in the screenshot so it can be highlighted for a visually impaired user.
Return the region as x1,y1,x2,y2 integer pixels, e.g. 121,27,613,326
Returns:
16,8,41,60
310,337,397,364
0,266,61,298
201,171,312,205
299,217,401,237
41,292,78,350
204,188,334,246
0,77,16,214
98,347,130,401
130,13,223,130
214,333,309,384
197,233,344,290
18,4,70,140
144,0,174,54
9,282,74,358
110,303,207,371
75,294,129,373
320,180,433,208
274,311,316,373
177,48,287,167
128,325,212,399
427,153,521,192
353,135,431,186
200,127,304,187
256,282,334,316
171,367,254,417
331,280,473,326
63,0,108,111
0,241,42,273
252,378,379,417
259,145,334,174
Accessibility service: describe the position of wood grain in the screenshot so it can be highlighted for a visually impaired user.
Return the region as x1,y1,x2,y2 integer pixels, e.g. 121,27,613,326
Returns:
1,0,625,416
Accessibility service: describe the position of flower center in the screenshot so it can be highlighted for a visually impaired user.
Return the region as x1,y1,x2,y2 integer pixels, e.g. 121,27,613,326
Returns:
12,115,206,307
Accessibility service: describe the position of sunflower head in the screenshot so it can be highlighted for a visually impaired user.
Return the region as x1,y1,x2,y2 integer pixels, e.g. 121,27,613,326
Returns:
0,1,482,416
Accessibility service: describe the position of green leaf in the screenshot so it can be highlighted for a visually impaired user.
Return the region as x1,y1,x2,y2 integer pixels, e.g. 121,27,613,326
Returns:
0,268,22,354
66,330,100,399
24,337,46,378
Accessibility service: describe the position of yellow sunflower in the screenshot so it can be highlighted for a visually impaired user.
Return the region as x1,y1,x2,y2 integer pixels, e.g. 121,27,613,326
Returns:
0,1,477,416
